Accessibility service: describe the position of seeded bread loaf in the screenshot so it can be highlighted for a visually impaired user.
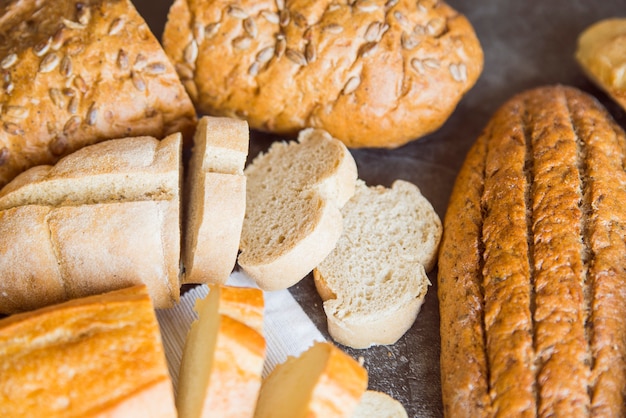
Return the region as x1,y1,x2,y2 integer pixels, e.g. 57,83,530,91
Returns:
177,284,265,418
238,128,357,290
0,134,182,313
0,285,176,418
438,85,626,417
576,18,626,111
0,0,196,188
352,391,408,418
313,179,441,349
162,0,483,148
254,341,368,418
183,116,249,285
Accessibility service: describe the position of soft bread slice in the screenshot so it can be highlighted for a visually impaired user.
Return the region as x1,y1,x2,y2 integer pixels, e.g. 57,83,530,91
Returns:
0,134,182,313
239,129,358,290
183,116,249,284
352,391,408,418
177,284,266,418
314,180,442,348
0,285,176,418
254,341,368,418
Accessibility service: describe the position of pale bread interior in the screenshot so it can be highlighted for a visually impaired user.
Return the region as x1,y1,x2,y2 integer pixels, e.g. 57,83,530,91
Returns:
352,391,408,418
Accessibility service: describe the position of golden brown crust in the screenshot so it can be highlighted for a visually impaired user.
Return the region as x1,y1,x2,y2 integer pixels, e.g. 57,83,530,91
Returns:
0,0,197,187
162,0,483,148
438,85,626,417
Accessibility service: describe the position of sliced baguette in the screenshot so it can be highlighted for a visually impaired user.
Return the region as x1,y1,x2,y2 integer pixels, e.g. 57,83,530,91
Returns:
254,341,368,418
352,391,408,418
314,180,442,348
0,285,176,418
177,284,266,418
183,116,249,285
238,129,357,290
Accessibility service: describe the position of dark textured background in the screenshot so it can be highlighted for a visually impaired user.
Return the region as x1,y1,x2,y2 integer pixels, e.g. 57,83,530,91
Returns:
136,1,626,416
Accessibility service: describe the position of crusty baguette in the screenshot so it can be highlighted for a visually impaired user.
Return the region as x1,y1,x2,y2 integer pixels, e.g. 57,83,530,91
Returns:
314,179,441,349
183,116,249,285
0,134,182,313
352,391,408,418
177,284,265,418
254,341,368,418
438,85,626,417
238,128,357,290
576,18,626,111
162,0,483,148
0,285,176,418
0,0,196,187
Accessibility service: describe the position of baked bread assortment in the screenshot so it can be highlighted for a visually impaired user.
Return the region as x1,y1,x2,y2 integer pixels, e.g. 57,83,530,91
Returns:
0,0,196,188
352,391,408,418
0,285,176,418
177,284,265,418
253,341,368,418
182,116,249,285
162,0,483,148
0,133,182,313
314,179,441,348
238,128,357,290
438,85,626,416
576,18,626,111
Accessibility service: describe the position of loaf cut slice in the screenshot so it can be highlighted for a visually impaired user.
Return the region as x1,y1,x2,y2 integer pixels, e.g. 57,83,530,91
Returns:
254,341,368,418
352,391,408,418
183,116,249,284
314,180,441,348
0,134,182,313
0,285,176,418
177,284,266,418
239,129,358,290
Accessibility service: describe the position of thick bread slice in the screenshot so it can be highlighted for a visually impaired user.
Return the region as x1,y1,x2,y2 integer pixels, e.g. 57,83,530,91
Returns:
313,180,441,348
177,284,265,418
0,285,176,418
254,341,368,418
0,0,196,188
239,129,358,290
183,116,249,284
0,134,182,313
352,391,408,418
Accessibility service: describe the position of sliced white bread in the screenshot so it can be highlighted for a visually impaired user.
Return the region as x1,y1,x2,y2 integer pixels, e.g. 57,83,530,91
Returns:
177,284,266,418
254,341,368,418
183,116,249,284
352,391,408,418
313,180,442,348
238,129,358,290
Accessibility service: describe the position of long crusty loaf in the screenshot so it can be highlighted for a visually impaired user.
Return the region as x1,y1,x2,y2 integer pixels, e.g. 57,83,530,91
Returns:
238,128,357,290
438,85,626,417
313,179,441,349
162,0,483,148
0,0,196,187
183,116,249,285
0,285,176,418
0,134,182,313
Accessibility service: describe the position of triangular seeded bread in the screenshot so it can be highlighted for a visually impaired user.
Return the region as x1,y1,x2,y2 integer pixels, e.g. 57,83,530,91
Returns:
182,116,249,284
238,129,357,290
313,180,442,349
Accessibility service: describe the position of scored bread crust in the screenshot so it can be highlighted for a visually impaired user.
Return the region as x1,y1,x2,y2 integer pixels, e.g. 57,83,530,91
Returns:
238,128,357,291
162,0,483,148
0,285,177,418
438,85,626,417
0,0,197,188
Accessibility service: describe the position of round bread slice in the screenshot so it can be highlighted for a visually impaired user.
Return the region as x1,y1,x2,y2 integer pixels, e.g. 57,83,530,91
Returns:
314,179,441,349
238,128,357,291
352,391,408,418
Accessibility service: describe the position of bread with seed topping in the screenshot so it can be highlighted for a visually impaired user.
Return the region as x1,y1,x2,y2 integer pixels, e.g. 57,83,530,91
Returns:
162,0,482,148
0,0,196,188
438,85,626,417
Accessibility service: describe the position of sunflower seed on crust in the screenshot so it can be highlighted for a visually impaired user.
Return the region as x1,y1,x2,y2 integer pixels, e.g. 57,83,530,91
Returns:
175,63,194,80
134,53,147,70
205,22,221,38
401,32,420,50
67,96,79,114
227,5,248,19
62,18,85,31
3,122,23,136
60,55,72,77
279,9,290,27
5,106,28,119
39,53,60,73
343,76,361,94
49,88,65,108
184,41,198,65
108,18,124,35
1,54,17,69
365,21,382,42
244,18,258,38
63,116,81,135
131,71,146,92
355,0,378,12
77,6,91,25
257,46,275,63
261,10,280,24
145,63,167,75
86,102,97,125
33,37,52,56
323,24,344,34
73,75,87,93
358,42,378,58
248,61,259,76
305,43,316,63
449,62,467,82
232,36,252,50
285,48,307,66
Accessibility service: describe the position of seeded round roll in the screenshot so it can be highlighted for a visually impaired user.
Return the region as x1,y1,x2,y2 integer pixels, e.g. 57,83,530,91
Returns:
438,85,626,417
0,0,197,187
162,0,483,148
